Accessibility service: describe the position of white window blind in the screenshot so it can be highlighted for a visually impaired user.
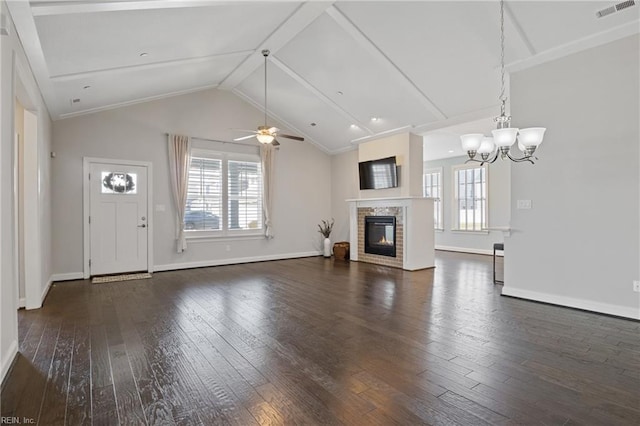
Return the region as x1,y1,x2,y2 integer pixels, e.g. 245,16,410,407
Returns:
186,157,222,230
228,160,262,231
423,169,443,230
453,165,487,231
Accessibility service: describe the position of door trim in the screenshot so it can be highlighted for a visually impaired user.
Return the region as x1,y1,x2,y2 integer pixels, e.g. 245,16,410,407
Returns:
83,157,154,279
13,132,23,308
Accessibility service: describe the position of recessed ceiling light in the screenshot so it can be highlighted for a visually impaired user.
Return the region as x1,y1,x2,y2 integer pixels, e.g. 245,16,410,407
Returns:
448,150,454,153
310,122,317,127
83,85,91,90
350,124,359,129
71,98,80,104
371,117,379,122
337,91,344,95
139,52,148,57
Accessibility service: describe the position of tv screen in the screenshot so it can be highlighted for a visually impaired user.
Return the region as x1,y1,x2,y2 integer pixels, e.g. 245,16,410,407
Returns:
359,156,398,190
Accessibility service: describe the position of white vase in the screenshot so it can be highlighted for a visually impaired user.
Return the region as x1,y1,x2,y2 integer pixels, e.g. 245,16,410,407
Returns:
323,237,331,258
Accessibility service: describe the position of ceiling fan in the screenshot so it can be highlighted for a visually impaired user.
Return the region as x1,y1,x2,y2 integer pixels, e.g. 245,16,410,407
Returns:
233,49,304,147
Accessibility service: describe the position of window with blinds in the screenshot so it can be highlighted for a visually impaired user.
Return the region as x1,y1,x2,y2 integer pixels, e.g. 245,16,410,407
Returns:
186,157,222,230
423,168,443,230
453,164,487,231
185,153,263,235
228,160,262,231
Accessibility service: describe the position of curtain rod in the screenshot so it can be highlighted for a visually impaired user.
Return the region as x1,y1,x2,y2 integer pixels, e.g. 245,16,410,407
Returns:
165,133,248,146
165,133,279,149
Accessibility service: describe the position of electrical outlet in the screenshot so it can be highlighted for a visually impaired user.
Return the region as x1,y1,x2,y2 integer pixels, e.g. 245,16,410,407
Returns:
633,281,640,292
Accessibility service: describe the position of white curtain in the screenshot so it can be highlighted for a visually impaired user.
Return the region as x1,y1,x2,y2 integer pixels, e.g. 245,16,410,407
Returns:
168,134,191,252
261,144,275,239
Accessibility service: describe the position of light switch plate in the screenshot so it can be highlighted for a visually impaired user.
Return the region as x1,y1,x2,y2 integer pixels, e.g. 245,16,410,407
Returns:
517,200,532,209
155,204,166,212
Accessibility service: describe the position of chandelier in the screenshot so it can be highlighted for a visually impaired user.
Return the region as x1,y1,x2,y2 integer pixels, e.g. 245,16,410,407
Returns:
461,0,546,165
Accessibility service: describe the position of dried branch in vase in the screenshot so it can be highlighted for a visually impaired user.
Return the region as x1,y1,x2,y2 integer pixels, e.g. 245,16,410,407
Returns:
317,218,334,238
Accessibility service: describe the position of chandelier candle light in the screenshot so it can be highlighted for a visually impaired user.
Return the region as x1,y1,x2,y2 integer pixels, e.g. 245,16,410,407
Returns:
461,0,546,165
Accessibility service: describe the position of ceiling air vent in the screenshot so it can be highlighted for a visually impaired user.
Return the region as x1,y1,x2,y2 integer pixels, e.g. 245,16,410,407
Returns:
616,0,636,11
596,0,636,18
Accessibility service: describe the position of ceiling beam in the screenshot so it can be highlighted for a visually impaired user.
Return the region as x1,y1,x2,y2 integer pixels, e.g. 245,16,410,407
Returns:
6,1,59,116
30,1,235,16
50,50,252,82
269,56,373,135
218,1,335,90
58,83,220,120
326,5,447,122
506,20,639,74
413,106,497,135
350,125,414,145
503,2,536,57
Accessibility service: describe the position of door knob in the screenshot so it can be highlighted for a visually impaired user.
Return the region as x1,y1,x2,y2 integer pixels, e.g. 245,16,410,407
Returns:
137,224,146,228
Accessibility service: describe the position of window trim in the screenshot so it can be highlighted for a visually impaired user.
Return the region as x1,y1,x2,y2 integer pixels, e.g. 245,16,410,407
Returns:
451,163,489,233
423,167,444,231
186,148,263,240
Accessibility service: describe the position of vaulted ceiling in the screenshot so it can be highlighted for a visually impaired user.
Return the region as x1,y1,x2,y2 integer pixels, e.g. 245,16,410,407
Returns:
8,1,640,155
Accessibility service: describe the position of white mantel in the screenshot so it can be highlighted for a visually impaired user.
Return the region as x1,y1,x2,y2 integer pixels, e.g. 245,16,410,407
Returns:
347,197,435,271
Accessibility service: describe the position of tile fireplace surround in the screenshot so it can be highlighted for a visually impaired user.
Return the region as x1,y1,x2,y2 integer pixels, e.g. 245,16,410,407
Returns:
347,197,435,271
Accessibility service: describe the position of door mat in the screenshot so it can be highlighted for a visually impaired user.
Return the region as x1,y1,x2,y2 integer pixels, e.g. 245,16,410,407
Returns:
92,272,152,284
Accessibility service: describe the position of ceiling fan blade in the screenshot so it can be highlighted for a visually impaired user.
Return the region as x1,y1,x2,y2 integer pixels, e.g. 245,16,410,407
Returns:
271,139,281,147
279,134,304,141
233,134,257,141
230,128,259,133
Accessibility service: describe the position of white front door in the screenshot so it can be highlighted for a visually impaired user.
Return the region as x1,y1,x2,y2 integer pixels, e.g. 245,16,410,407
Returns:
89,162,148,275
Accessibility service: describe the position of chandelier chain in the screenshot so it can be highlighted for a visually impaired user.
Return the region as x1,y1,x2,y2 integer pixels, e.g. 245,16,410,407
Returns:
499,0,506,104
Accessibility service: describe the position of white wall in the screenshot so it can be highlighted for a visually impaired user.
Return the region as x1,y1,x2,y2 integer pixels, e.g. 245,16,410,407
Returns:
504,35,640,319
52,88,332,275
423,155,511,254
1,0,53,382
330,149,359,243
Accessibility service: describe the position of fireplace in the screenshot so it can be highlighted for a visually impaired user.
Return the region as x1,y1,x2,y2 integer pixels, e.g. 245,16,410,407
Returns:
364,216,396,257
348,198,434,270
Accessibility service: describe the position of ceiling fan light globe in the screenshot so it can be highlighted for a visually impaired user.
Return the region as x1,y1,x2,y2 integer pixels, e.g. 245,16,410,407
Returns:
256,133,275,144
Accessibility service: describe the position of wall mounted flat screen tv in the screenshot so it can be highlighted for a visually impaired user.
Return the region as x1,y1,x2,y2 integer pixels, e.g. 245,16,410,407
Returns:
359,156,398,190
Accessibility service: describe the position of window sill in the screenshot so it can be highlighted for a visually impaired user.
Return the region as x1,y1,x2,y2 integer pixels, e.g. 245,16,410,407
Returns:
185,232,265,243
450,229,489,235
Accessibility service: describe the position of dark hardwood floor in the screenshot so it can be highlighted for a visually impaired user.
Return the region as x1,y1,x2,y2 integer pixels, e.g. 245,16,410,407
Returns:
2,251,639,425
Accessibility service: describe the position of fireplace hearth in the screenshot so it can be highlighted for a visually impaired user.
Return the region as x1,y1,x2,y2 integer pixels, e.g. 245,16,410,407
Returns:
364,216,396,257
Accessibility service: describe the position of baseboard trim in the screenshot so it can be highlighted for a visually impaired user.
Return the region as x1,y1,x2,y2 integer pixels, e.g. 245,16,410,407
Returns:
501,287,640,320
40,278,52,306
25,278,53,311
1,340,18,386
154,251,323,272
435,246,503,256
50,272,84,282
